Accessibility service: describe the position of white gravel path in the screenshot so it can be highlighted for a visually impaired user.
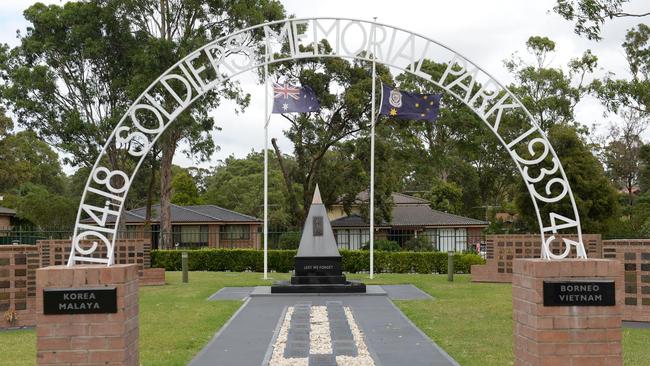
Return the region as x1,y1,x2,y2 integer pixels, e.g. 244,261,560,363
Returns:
335,307,376,366
268,305,376,366
310,306,333,354
269,307,308,366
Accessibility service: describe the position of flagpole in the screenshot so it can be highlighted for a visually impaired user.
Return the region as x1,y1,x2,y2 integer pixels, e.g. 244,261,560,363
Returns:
370,17,377,280
263,61,270,280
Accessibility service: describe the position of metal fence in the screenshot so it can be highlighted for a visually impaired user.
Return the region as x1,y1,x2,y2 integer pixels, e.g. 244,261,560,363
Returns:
0,226,484,253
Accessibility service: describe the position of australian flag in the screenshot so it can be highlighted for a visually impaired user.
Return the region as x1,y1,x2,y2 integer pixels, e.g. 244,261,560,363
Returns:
379,84,441,122
272,82,321,113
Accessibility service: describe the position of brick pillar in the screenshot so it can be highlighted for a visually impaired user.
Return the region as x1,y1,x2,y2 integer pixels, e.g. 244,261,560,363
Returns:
512,259,623,366
35,264,139,365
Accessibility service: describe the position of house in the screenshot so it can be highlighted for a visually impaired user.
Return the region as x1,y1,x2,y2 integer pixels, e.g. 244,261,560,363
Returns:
329,192,488,251
0,206,15,228
86,203,262,249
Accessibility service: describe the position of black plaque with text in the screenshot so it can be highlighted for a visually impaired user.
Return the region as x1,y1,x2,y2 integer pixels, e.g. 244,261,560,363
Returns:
543,280,615,306
43,287,117,315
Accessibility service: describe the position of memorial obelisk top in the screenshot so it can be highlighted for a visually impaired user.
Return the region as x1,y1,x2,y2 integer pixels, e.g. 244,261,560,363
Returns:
296,185,340,258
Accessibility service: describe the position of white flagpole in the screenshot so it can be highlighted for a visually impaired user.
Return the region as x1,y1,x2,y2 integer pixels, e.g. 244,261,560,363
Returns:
263,62,270,280
370,17,377,280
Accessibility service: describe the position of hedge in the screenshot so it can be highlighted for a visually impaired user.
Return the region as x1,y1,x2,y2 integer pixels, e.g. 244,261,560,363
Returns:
151,249,485,274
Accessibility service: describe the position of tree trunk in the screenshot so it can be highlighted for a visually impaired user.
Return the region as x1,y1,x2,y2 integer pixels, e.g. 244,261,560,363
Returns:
271,138,301,226
159,134,177,249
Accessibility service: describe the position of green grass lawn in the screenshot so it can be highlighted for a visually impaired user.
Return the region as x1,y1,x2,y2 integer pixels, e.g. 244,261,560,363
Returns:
1,272,649,365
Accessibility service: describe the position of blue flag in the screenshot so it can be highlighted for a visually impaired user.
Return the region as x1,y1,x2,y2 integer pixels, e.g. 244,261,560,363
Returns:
272,82,321,113
379,84,441,122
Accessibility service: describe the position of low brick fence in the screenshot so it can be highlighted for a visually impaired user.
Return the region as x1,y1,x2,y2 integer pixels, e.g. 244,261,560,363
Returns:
472,234,602,283
602,240,650,322
471,235,650,322
0,245,39,327
1,239,164,329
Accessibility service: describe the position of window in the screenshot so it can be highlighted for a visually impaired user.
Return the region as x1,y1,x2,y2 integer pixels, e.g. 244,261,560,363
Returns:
334,229,370,250
172,225,208,245
220,225,250,240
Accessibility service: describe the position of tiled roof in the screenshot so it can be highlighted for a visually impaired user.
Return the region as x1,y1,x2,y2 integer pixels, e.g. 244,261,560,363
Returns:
339,191,430,205
83,204,260,224
331,205,488,228
0,206,16,216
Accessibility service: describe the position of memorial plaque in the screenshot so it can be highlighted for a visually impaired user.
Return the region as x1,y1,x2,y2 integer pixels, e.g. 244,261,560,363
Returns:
43,287,117,315
313,216,323,236
543,280,615,306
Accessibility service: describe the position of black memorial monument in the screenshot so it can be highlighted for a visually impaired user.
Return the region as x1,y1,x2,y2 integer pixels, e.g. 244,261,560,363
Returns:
271,185,366,293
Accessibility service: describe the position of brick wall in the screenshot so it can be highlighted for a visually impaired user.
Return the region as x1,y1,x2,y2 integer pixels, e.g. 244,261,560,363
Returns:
602,239,650,322
38,239,151,276
35,265,139,365
1,239,160,329
472,234,602,283
0,245,39,327
512,259,623,366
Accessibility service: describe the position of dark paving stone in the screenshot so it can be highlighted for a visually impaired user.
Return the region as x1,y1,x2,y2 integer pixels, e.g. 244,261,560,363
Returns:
308,354,337,366
287,329,310,342
189,295,459,366
332,340,358,356
286,304,311,358
290,322,310,331
284,341,310,358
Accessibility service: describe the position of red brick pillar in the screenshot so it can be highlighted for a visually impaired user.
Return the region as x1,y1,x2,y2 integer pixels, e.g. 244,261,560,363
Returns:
512,259,623,366
35,264,139,365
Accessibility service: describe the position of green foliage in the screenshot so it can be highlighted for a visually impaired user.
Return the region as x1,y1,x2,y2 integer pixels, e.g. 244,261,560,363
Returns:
267,43,398,225
516,124,619,233
276,232,301,250
0,130,66,194
13,183,77,228
360,239,401,252
202,151,292,228
402,236,435,252
553,0,643,41
171,169,203,206
422,179,463,214
593,24,649,116
505,36,597,132
394,59,516,218
151,249,485,274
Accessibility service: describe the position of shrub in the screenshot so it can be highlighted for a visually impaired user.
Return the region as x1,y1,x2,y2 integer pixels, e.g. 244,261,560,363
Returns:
276,232,301,250
360,239,401,252
401,236,434,252
151,249,485,274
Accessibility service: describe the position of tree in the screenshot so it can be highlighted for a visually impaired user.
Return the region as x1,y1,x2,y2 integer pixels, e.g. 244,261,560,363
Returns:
117,0,284,248
603,109,648,205
0,130,66,194
422,179,463,214
0,2,138,170
516,124,619,233
593,24,650,116
171,169,203,206
394,59,516,218
13,183,77,228
505,36,597,132
553,0,649,40
203,151,294,229
268,42,393,224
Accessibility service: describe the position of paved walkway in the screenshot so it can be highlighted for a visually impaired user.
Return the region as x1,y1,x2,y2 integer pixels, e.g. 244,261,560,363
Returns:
190,286,457,366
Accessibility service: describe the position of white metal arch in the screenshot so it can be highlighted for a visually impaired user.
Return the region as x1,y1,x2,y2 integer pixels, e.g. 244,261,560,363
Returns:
67,17,586,266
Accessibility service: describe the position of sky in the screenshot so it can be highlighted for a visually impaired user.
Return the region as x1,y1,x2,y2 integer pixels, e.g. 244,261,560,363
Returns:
0,0,647,175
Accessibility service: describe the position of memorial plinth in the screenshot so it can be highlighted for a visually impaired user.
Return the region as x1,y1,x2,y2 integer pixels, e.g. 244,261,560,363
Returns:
512,258,623,366
272,185,365,293
35,264,139,365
